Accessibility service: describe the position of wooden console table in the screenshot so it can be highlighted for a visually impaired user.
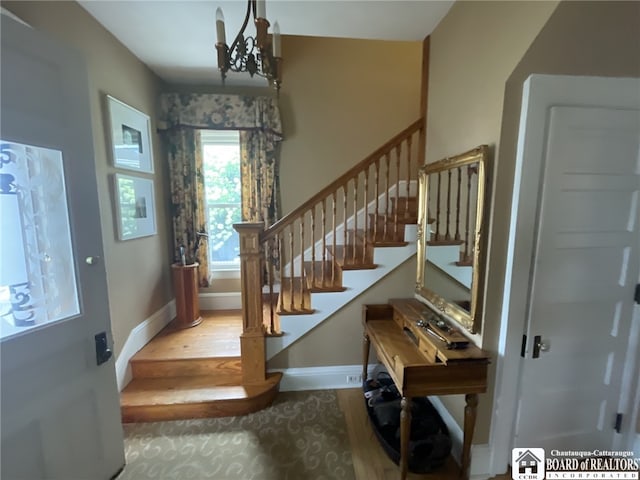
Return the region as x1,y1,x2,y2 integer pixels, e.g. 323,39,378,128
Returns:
362,299,490,480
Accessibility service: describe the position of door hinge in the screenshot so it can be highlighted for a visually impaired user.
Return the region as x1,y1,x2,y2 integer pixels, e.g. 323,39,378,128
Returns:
614,413,623,434
521,334,527,358
634,284,640,305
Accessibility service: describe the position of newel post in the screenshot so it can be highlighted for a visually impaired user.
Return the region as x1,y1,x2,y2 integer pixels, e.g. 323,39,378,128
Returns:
233,222,266,384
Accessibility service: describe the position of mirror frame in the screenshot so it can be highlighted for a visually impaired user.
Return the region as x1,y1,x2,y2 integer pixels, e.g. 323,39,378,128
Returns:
415,145,490,334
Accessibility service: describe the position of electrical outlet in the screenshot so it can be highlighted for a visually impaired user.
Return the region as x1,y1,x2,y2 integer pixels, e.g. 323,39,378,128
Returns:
346,374,362,384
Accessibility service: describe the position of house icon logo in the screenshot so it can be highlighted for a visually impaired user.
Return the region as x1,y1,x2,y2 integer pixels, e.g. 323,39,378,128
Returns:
511,448,545,480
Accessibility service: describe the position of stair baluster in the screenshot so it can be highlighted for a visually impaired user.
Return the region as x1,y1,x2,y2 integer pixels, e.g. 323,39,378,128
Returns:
374,157,380,242
384,153,390,240
300,214,305,310
321,198,327,288
435,172,441,241
455,166,462,241
363,168,369,264
353,177,358,262
445,169,452,241
394,143,401,238
405,136,412,219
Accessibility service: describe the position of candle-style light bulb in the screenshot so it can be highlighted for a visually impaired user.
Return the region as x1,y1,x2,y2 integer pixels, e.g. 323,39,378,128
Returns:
272,21,281,57
256,0,266,19
216,7,226,44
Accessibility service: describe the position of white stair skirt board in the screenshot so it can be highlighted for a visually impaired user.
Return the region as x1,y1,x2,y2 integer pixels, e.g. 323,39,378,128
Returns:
427,244,472,288
270,364,378,391
428,396,491,479
115,300,176,391
267,224,418,360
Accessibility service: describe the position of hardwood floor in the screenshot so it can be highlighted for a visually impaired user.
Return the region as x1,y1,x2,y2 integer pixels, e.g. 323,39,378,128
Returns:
337,388,511,480
120,310,281,422
132,310,242,360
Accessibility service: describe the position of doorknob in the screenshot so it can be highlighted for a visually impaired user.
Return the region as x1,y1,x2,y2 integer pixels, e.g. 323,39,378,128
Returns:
532,335,549,358
85,256,101,265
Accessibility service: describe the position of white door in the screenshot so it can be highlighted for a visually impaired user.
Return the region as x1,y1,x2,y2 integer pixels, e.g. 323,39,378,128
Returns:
0,13,125,480
513,104,640,449
500,75,640,454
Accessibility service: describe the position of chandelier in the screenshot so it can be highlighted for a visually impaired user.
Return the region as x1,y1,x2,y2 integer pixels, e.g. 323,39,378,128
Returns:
215,0,282,91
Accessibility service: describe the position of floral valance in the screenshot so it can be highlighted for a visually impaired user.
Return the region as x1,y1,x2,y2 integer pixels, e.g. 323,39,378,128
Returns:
158,93,283,139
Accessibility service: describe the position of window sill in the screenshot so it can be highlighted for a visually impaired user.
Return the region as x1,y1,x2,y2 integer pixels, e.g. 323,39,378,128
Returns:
210,269,241,280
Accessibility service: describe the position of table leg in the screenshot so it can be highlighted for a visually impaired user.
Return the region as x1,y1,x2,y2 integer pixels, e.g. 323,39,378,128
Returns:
400,396,412,480
461,393,478,479
362,333,370,382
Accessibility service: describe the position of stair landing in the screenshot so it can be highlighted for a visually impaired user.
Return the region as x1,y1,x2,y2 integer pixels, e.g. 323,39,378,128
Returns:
121,310,282,423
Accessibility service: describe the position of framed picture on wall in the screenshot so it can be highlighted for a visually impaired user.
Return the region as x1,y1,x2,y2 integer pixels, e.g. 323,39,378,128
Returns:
113,173,157,241
106,95,154,173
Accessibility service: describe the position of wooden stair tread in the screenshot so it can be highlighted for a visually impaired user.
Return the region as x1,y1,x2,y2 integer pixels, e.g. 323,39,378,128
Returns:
132,310,242,361
428,238,465,246
303,261,346,292
120,373,283,422
328,245,376,270
121,375,276,406
130,356,242,378
390,196,418,211
277,277,314,314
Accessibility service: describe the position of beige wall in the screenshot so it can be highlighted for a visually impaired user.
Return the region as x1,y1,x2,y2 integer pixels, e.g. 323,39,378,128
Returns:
425,0,559,443
269,258,417,368
484,0,640,446
3,1,173,359
266,35,422,367
427,0,640,448
278,35,422,214
185,36,423,331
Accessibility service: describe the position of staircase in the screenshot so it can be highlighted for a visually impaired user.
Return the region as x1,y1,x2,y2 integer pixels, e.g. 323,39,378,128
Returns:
120,118,475,422
120,311,282,422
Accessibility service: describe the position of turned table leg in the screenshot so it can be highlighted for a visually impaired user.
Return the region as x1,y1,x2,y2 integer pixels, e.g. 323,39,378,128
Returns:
400,396,412,480
362,333,370,382
461,393,479,479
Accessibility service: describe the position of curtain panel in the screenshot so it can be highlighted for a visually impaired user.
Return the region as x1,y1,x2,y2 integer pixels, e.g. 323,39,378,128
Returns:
163,129,210,287
158,93,283,285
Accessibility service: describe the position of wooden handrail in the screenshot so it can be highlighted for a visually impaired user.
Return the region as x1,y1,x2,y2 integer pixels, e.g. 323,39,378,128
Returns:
262,118,424,242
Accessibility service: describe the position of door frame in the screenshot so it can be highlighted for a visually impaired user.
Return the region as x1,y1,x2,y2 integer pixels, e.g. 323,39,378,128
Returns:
488,74,640,474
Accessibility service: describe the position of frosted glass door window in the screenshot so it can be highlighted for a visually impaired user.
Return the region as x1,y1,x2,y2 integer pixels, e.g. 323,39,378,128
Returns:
0,140,80,339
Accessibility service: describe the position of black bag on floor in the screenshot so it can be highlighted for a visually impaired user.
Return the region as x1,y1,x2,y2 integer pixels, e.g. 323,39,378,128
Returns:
363,373,452,473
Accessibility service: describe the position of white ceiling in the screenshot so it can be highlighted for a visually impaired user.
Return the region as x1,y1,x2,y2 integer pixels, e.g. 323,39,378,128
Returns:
79,0,453,86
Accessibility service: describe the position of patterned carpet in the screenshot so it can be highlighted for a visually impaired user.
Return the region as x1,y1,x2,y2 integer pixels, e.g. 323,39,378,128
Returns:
116,390,355,480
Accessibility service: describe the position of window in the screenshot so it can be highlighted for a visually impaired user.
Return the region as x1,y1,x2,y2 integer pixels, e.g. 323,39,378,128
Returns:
201,130,241,273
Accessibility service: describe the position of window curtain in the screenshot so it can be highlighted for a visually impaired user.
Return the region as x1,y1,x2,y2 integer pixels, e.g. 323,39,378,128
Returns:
162,129,210,287
239,130,280,226
158,94,283,285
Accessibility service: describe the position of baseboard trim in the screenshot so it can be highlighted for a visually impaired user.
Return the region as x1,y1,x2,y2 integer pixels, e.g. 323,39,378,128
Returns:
428,396,491,478
115,300,176,391
199,292,241,310
269,364,377,391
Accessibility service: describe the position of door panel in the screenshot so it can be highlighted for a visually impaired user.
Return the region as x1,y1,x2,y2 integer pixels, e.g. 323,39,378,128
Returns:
514,105,640,449
0,13,124,480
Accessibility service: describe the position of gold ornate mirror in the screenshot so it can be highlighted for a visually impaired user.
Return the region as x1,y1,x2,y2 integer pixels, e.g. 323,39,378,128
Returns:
415,145,490,334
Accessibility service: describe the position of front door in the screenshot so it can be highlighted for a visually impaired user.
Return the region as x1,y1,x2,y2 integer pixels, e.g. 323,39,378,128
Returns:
0,13,125,480
509,76,640,450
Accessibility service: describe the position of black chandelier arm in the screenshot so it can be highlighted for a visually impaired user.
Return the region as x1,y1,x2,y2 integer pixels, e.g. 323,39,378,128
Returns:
229,0,255,56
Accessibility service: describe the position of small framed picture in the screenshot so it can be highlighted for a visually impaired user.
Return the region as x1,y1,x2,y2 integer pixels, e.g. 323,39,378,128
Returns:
114,173,156,241
106,95,154,173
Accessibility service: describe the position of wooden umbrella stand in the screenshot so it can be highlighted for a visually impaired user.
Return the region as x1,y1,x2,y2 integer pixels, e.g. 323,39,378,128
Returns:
171,263,203,328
